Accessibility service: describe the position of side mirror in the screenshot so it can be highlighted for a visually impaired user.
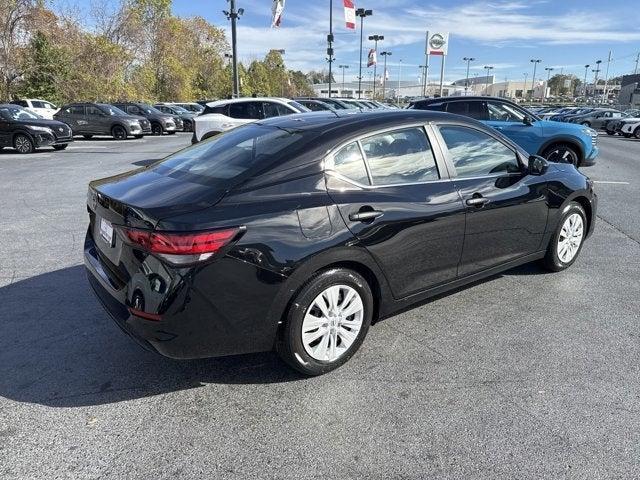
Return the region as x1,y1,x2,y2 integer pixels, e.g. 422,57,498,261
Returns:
528,155,548,176
523,116,533,125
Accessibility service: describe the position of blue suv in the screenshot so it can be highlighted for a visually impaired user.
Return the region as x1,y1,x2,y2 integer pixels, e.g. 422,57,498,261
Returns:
409,97,598,167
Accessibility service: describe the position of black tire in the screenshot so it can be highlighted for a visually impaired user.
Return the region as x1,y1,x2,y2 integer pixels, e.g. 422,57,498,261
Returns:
167,130,176,135
623,132,632,138
13,133,34,154
151,123,163,136
111,125,127,140
541,202,587,272
82,134,93,139
276,268,373,376
542,143,580,167
53,144,68,151
634,127,640,140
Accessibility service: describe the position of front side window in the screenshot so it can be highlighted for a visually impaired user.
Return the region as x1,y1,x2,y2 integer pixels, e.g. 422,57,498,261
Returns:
487,102,526,122
262,102,291,118
360,127,439,185
229,102,263,120
331,142,370,185
438,125,520,178
69,106,84,115
86,106,103,116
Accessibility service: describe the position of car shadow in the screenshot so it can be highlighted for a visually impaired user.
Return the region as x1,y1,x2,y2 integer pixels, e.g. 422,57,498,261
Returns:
0,266,302,408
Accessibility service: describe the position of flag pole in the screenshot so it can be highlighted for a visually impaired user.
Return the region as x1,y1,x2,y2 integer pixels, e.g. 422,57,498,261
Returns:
423,32,429,97
328,0,333,98
439,55,445,97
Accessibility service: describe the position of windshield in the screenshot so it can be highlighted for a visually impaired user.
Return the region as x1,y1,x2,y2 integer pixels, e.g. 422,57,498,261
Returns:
139,104,163,115
171,105,189,114
151,123,317,186
0,106,41,120
99,104,128,116
288,101,311,112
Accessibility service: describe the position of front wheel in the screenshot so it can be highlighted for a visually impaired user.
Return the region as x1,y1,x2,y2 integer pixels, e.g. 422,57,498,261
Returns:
13,134,34,154
277,268,373,376
151,123,163,136
634,127,640,140
541,202,587,272
542,143,580,167
111,125,127,140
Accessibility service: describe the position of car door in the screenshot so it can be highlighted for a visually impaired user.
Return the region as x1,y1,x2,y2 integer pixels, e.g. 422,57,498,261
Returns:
433,123,548,276
0,109,11,147
66,105,86,132
326,124,466,298
484,100,543,155
86,105,108,134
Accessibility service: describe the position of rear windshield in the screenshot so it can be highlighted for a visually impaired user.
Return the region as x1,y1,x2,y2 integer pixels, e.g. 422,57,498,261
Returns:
151,124,316,186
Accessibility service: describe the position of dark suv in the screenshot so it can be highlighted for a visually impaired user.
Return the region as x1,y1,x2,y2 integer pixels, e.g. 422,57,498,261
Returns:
0,103,73,153
113,102,177,135
409,96,598,167
153,104,193,132
54,103,151,140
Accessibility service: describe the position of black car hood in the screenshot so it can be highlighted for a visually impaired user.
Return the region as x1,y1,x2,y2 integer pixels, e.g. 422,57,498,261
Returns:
90,166,229,227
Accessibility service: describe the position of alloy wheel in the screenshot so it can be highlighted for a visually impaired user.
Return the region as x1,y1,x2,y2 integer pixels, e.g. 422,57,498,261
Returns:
546,146,578,165
557,213,584,263
14,135,33,154
301,284,364,362
113,126,126,140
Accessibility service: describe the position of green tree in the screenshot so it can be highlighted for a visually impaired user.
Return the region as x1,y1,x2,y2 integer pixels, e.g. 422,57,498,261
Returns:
17,30,69,102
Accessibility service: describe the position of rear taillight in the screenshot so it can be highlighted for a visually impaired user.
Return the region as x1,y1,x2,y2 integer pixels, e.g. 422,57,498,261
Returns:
124,227,242,265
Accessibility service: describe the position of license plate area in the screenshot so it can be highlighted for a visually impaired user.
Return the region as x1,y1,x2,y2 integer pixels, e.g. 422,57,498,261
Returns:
100,218,114,246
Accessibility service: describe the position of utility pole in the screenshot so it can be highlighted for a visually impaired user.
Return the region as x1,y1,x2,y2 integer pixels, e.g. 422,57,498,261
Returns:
635,53,640,75
544,67,554,102
483,66,494,95
463,57,475,94
380,51,391,100
593,59,602,103
530,59,542,101
583,64,590,102
338,64,349,96
418,65,426,96
368,34,384,99
356,8,372,99
223,0,244,97
603,51,612,103
423,33,430,98
397,59,402,104
327,0,334,98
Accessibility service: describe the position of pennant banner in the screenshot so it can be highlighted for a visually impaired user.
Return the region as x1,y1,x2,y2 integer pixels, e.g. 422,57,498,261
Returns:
367,48,377,67
344,0,356,30
271,0,285,28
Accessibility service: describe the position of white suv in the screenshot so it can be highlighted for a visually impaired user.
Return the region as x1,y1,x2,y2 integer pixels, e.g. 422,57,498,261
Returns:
619,118,640,139
192,97,309,143
10,99,59,119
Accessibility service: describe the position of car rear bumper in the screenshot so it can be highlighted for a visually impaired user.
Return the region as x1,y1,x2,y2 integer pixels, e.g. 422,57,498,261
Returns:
84,229,285,359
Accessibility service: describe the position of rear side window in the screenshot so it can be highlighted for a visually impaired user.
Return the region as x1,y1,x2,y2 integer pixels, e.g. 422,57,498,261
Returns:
446,101,488,120
331,142,370,185
361,127,439,185
86,106,102,116
152,124,315,186
438,125,520,178
229,102,263,120
203,105,228,115
262,102,291,118
69,106,85,115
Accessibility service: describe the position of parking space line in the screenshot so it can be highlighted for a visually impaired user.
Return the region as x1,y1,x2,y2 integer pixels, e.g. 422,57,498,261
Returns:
593,181,630,185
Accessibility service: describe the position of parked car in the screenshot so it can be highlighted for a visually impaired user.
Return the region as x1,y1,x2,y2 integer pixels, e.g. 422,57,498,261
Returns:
602,111,640,135
9,98,59,119
296,99,336,111
84,109,597,375
295,97,356,110
550,108,597,122
568,109,624,128
619,119,640,139
409,96,599,167
153,104,193,132
171,102,205,114
0,103,73,153
54,103,150,139
192,97,309,143
113,102,177,135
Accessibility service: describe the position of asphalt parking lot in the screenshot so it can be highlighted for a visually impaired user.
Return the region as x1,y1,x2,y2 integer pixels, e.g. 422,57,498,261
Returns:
0,133,639,479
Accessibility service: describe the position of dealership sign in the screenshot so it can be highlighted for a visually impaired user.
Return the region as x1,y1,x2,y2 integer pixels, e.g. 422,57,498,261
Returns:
426,32,449,56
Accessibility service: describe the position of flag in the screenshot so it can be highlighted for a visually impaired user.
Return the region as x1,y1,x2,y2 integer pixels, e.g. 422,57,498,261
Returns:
271,0,285,28
367,49,377,67
344,0,356,30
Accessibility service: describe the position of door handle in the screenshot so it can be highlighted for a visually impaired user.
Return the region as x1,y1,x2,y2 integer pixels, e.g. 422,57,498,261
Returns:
349,209,384,222
466,196,489,207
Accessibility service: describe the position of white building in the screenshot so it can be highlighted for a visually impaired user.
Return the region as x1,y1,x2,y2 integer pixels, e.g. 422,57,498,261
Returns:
310,80,454,100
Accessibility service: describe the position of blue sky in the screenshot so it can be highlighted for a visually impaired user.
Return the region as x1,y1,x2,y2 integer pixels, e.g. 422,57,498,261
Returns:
58,0,640,84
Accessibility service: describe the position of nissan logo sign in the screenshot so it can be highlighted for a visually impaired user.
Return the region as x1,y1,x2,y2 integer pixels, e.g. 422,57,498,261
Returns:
429,34,446,50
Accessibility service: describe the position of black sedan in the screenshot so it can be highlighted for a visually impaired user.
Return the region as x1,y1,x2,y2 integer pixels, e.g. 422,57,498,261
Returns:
85,110,597,375
0,104,73,153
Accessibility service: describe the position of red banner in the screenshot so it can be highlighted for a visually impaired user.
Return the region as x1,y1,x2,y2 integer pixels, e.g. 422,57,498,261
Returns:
344,0,355,30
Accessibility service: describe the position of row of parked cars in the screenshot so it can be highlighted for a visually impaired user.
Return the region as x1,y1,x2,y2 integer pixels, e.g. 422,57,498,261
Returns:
531,105,640,139
0,99,205,154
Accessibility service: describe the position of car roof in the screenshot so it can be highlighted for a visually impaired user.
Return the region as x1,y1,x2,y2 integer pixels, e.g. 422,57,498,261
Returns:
205,97,292,107
413,96,519,104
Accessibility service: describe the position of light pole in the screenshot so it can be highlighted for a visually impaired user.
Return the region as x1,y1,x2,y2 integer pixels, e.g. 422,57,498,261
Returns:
338,64,349,96
223,1,244,97
327,0,334,98
368,34,384,99
483,66,494,95
380,52,391,100
463,57,475,94
583,64,590,101
529,59,542,101
594,59,602,102
397,59,402,103
356,8,372,99
544,67,554,102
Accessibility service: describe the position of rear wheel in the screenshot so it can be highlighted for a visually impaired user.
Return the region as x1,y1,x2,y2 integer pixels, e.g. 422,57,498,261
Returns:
634,127,640,140
13,134,34,154
542,143,580,167
542,202,587,272
53,144,68,151
151,123,163,136
112,125,127,140
277,268,373,376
